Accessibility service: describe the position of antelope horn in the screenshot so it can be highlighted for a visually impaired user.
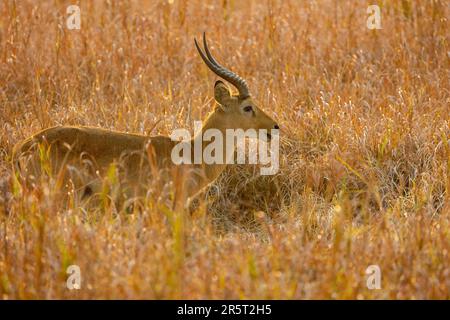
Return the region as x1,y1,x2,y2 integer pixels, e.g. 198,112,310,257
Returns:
194,32,250,99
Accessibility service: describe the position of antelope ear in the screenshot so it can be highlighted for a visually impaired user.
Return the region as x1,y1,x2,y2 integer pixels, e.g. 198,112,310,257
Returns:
214,80,232,109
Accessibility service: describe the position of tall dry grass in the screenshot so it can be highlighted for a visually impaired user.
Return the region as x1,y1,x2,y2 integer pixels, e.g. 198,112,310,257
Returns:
0,0,449,299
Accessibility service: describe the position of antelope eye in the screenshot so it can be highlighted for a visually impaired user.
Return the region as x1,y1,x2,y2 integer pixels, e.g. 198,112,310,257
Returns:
243,106,253,112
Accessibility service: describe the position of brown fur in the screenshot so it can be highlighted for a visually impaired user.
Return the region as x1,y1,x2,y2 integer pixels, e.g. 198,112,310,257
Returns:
12,81,278,210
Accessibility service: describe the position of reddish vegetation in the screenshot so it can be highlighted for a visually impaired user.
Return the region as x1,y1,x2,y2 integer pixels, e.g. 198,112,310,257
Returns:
0,1,448,299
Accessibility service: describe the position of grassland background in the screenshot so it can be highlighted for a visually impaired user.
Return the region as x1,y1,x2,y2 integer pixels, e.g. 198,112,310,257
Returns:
0,0,449,299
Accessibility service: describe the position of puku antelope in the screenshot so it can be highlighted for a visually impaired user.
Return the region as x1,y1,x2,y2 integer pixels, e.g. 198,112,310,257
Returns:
12,33,279,210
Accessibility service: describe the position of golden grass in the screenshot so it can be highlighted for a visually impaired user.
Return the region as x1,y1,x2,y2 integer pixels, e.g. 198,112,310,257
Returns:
0,0,449,299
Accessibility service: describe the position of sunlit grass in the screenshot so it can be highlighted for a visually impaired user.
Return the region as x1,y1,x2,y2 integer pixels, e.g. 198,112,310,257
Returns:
0,0,449,299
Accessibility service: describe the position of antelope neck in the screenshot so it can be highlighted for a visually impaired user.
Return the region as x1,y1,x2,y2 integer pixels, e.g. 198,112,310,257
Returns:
189,109,233,181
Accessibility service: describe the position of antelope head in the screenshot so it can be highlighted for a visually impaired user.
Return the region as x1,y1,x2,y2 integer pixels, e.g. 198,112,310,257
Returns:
195,33,279,140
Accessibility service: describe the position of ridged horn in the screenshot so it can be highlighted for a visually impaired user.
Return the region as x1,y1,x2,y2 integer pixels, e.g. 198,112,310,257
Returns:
194,32,250,99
